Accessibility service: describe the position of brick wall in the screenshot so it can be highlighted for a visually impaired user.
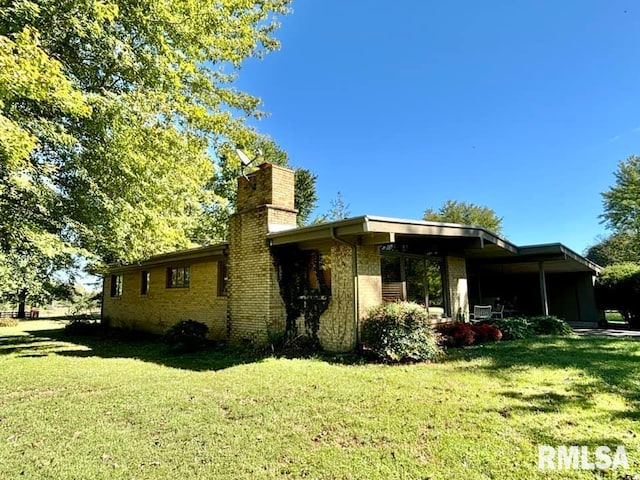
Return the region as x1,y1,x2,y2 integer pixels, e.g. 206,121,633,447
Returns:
446,255,469,321
318,242,356,352
103,259,227,338
356,244,382,322
227,163,297,344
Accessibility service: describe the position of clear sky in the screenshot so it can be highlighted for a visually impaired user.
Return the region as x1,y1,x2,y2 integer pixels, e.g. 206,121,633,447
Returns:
233,0,640,254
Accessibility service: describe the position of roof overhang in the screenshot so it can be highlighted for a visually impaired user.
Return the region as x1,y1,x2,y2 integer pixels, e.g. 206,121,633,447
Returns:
268,216,600,275
268,215,518,255
108,243,228,274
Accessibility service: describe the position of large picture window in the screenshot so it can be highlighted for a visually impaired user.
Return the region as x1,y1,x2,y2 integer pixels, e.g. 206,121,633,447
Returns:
381,253,446,312
167,266,190,288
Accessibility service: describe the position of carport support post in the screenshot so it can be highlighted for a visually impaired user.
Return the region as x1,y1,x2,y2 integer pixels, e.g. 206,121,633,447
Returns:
538,261,549,316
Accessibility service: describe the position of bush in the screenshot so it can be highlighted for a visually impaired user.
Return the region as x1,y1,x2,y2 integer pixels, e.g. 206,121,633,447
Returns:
0,317,19,327
472,323,503,343
595,262,640,328
487,317,533,340
361,302,442,363
64,319,103,336
437,322,502,347
164,320,209,353
528,316,573,335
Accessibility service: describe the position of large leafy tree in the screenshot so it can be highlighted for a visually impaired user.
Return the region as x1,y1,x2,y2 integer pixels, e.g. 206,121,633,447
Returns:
0,0,291,313
423,200,503,235
585,233,638,267
601,156,640,247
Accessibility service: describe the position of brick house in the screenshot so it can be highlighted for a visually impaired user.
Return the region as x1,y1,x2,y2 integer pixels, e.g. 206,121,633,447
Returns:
103,163,601,352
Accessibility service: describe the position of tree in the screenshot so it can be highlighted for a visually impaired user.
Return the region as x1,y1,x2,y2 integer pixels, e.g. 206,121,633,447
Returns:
0,0,292,304
601,156,640,256
595,262,640,328
314,191,351,223
585,233,638,267
197,135,318,243
423,200,503,234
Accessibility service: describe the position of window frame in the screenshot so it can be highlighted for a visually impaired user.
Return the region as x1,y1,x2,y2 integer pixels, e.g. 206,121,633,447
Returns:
140,270,150,295
166,266,190,289
110,274,123,297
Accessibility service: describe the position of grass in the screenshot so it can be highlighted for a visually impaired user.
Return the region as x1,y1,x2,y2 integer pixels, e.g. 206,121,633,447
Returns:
605,310,627,325
1,320,639,479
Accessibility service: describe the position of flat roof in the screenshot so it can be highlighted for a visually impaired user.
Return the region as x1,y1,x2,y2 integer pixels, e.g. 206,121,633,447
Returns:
268,215,600,273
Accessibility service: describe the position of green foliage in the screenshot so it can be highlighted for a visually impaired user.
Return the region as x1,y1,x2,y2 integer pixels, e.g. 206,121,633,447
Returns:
528,316,573,336
424,200,503,235
584,232,638,267
293,168,318,226
164,319,209,353
0,0,293,286
487,318,534,340
601,155,640,236
361,302,443,363
596,262,640,328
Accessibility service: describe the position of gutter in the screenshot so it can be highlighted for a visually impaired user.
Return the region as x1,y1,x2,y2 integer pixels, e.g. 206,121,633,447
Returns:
330,227,360,350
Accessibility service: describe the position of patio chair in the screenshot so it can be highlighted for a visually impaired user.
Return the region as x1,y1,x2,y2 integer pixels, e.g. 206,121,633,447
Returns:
491,304,504,319
470,305,493,323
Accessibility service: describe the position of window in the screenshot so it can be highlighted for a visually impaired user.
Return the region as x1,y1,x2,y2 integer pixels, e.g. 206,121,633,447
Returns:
141,271,150,295
381,253,446,311
217,261,228,297
110,275,123,297
167,266,190,288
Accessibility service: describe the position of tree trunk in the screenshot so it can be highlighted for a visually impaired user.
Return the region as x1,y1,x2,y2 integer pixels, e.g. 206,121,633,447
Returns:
17,289,27,319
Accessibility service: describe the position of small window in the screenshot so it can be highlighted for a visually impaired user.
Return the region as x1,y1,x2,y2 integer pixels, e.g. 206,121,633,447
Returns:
110,275,123,297
167,266,190,288
217,261,228,297
141,271,150,295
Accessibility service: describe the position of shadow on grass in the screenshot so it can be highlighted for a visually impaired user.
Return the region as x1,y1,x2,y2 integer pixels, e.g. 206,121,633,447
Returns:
0,326,265,372
445,336,640,426
0,325,361,372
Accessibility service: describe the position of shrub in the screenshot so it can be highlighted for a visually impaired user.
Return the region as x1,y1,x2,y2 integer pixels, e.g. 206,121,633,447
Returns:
0,317,19,327
595,262,640,328
361,302,442,363
528,316,573,335
471,323,502,343
451,322,475,346
487,317,533,340
164,320,209,353
437,322,502,347
64,319,103,336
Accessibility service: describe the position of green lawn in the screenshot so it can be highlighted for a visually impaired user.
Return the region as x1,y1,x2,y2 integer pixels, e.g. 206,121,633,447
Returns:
1,321,639,479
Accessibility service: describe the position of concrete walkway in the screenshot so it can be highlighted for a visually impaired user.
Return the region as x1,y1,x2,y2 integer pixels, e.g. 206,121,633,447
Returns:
574,328,640,338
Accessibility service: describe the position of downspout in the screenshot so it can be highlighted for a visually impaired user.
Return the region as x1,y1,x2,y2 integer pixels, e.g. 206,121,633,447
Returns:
330,227,360,350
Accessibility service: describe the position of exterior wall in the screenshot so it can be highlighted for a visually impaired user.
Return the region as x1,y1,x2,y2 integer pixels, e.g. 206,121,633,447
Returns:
446,256,469,321
318,242,356,352
356,244,382,322
547,272,599,324
227,164,297,344
102,259,227,338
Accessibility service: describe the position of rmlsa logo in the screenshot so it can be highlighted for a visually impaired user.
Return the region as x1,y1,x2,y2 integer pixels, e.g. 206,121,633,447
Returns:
538,445,629,470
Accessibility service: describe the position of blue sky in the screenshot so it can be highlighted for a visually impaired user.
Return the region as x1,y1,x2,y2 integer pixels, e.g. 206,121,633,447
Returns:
233,1,640,254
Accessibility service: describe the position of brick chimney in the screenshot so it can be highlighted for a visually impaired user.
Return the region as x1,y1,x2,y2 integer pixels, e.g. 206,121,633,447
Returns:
227,163,297,343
